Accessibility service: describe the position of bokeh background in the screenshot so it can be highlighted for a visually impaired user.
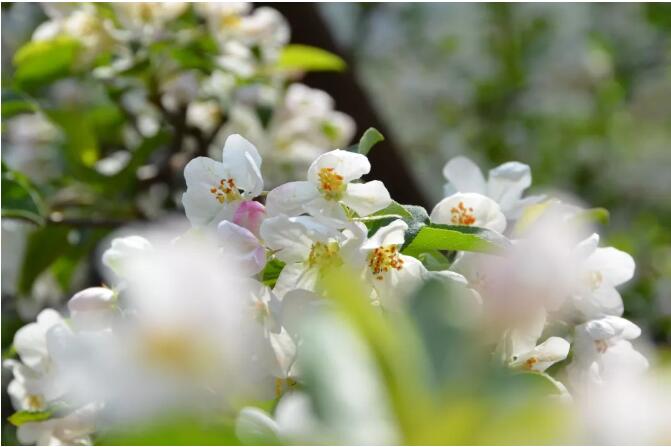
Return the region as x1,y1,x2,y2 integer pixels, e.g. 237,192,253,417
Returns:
2,2,671,443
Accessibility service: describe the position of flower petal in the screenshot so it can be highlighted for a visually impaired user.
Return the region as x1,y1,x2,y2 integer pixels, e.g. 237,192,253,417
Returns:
584,247,635,287
341,181,392,217
442,156,487,195
265,181,319,217
362,219,408,250
260,215,315,263
430,192,507,233
307,149,370,185
487,161,532,212
217,221,266,275
221,134,264,196
273,263,319,298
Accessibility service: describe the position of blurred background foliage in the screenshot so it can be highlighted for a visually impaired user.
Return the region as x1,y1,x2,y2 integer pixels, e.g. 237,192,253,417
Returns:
1,2,671,443
319,2,671,345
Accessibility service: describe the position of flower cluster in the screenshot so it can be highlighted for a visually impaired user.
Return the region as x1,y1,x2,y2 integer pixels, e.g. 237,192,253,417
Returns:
5,134,654,445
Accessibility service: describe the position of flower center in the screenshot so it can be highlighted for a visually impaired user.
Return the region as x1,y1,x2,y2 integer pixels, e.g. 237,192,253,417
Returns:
307,241,342,270
274,377,298,399
523,356,538,370
368,245,404,280
220,14,242,29
587,271,603,291
25,394,46,412
594,339,609,353
450,201,476,225
210,178,242,204
317,167,346,200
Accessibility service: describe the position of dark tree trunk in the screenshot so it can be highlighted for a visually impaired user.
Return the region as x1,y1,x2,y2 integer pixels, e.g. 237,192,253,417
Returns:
264,3,428,208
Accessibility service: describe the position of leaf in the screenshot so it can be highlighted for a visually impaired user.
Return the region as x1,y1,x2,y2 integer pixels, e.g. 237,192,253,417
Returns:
8,410,52,426
1,162,46,226
46,109,100,168
13,37,80,89
570,207,610,226
402,224,508,256
357,128,385,156
364,201,427,237
262,259,285,288
277,44,346,72
1,91,36,119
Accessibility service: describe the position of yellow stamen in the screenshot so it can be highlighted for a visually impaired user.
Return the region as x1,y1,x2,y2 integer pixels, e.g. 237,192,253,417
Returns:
450,201,476,225
210,178,242,204
317,167,346,201
368,245,404,280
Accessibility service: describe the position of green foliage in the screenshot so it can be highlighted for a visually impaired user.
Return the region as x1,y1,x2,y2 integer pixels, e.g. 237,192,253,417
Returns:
403,223,508,256
13,37,81,90
262,259,286,288
8,410,52,426
1,162,46,225
97,415,239,445
357,127,385,156
277,44,346,72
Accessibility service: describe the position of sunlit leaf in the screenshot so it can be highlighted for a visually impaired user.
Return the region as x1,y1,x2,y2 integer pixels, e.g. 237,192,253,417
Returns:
13,37,80,89
277,44,346,72
8,410,52,426
403,223,508,256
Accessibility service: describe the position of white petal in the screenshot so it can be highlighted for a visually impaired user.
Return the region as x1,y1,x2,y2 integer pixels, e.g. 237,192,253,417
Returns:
442,156,487,195
265,181,319,217
372,255,425,310
362,219,408,250
575,285,624,319
221,135,264,197
574,233,600,260
280,289,323,341
217,221,266,275
182,187,237,227
430,192,507,233
584,247,635,287
273,263,319,298
222,134,262,171
307,149,370,184
585,316,641,342
487,161,532,211
303,197,348,227
515,337,570,372
341,181,392,217
184,156,228,188
259,215,314,263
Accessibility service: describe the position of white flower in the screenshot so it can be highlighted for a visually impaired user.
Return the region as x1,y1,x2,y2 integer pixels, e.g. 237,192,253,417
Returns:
182,134,263,228
101,235,152,278
358,220,425,308
13,309,65,374
265,149,391,226
112,2,187,42
571,233,635,319
186,100,221,134
502,311,570,373
567,316,648,389
430,192,507,233
443,156,543,219
67,287,117,331
17,403,98,446
259,215,345,297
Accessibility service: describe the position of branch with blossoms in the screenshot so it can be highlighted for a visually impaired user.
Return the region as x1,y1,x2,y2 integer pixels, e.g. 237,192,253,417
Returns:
5,130,660,446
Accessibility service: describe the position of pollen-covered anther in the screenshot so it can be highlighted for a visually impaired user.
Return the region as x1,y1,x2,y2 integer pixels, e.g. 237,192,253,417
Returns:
317,167,346,200
368,245,404,280
24,394,46,412
524,356,538,370
450,201,476,225
210,178,242,204
307,241,342,270
594,339,609,353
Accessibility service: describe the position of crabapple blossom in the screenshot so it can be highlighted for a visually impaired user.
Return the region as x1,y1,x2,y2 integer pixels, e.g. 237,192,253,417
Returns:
266,149,391,226
443,156,543,219
182,134,263,228
430,192,507,233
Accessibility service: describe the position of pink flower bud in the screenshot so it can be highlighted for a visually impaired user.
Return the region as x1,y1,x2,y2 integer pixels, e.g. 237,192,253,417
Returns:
233,200,266,237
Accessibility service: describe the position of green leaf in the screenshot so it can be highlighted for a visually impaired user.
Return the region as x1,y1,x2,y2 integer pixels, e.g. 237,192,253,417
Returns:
1,91,36,119
1,162,46,226
357,128,385,156
277,44,346,72
13,37,80,89
9,410,52,426
262,259,285,288
47,109,100,168
571,207,610,226
402,223,508,256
